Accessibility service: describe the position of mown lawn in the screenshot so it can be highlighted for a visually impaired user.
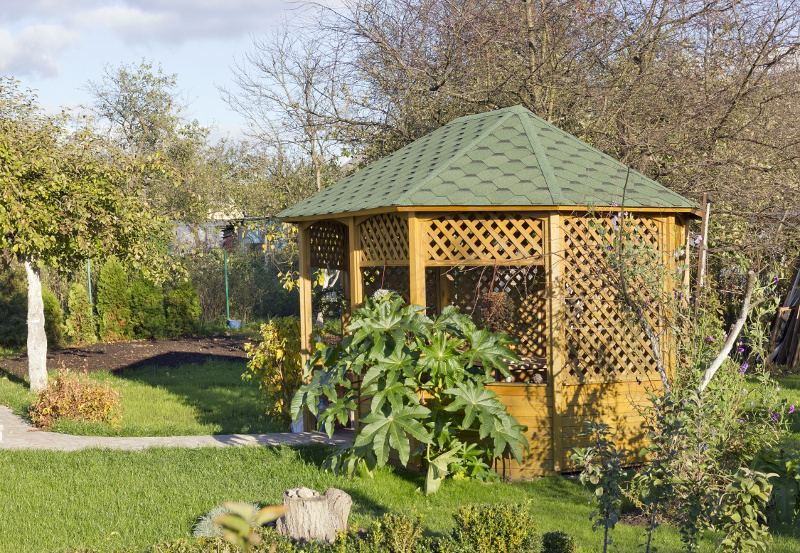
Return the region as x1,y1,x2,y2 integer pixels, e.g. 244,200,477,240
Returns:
1,366,799,552
5,444,798,553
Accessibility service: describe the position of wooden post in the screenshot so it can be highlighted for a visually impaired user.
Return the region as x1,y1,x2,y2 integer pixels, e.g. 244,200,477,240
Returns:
347,216,364,431
694,193,710,314
408,213,426,307
346,216,363,317
548,212,566,473
298,222,316,432
682,217,691,304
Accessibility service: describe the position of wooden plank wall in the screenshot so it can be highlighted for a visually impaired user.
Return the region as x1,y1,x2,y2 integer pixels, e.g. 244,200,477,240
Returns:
487,379,662,478
559,379,661,470
488,383,555,478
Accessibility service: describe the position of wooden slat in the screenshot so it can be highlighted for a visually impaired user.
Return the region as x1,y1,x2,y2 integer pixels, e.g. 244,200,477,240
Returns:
561,381,662,405
487,383,551,397
562,422,648,440
562,413,647,428
562,401,645,418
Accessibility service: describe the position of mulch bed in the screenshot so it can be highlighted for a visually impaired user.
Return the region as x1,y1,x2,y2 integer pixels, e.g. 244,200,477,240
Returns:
0,336,251,380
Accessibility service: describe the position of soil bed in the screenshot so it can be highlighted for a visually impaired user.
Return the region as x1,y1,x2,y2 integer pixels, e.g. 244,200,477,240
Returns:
0,336,250,380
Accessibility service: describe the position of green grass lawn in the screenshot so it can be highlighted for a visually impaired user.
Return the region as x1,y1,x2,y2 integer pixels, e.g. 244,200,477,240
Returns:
0,444,791,553
775,374,800,448
1,444,799,553
0,359,284,436
1,366,799,552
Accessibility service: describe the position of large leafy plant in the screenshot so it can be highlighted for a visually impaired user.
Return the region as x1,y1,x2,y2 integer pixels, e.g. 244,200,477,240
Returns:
291,292,529,494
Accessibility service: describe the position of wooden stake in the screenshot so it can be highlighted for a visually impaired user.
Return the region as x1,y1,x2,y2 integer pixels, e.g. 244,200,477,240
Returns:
694,193,710,315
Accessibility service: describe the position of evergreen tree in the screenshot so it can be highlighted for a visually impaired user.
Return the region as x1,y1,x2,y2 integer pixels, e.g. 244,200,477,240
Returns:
165,280,201,336
130,275,166,339
65,283,96,345
0,264,27,348
42,287,64,348
96,257,131,341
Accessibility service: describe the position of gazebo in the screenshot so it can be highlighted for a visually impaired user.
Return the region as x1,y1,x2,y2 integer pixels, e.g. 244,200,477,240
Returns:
278,105,700,478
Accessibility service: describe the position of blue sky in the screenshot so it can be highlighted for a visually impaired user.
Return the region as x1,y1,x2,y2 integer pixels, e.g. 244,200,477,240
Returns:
1,0,302,142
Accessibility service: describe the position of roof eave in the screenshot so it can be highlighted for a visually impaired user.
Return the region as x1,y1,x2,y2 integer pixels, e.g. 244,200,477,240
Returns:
278,204,702,223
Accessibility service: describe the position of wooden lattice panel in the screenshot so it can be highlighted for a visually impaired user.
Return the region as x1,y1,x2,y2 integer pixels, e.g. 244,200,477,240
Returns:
362,266,411,303
424,212,545,265
561,214,664,384
425,268,439,316
309,221,347,270
359,214,409,265
445,265,547,359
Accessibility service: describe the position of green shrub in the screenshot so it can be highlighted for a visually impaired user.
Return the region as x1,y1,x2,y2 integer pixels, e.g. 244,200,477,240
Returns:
130,275,167,339
542,532,578,553
450,503,542,553
243,317,303,424
29,369,121,430
0,263,27,348
96,256,131,341
292,292,529,494
165,280,201,336
65,282,96,345
42,287,65,348
372,513,423,553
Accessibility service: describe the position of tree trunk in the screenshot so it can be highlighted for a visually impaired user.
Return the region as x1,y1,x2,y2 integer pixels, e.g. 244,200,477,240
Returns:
275,487,351,543
25,260,48,393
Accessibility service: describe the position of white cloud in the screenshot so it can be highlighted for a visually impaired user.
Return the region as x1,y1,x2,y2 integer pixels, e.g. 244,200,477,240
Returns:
83,1,288,42
0,25,80,78
1,1,105,23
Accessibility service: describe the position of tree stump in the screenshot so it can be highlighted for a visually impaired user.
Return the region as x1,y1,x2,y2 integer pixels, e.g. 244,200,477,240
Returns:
275,487,351,543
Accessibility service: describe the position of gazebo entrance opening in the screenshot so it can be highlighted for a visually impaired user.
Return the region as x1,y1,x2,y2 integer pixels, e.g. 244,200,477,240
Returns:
305,211,551,384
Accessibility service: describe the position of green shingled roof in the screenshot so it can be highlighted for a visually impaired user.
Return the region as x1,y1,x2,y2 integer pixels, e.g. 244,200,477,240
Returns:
278,106,698,219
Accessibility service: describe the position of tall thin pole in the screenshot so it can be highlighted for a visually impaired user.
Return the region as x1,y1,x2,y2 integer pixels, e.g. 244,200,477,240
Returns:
224,248,230,320
87,259,93,306
694,193,710,316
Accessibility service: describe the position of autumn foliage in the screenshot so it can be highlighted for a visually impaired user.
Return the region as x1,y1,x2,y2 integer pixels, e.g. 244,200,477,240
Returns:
243,317,304,423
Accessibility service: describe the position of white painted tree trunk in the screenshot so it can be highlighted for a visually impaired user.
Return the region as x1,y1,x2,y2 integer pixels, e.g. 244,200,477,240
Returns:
25,261,48,393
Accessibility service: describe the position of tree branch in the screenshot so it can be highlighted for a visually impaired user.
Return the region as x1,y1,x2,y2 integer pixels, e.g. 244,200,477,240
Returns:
699,270,757,392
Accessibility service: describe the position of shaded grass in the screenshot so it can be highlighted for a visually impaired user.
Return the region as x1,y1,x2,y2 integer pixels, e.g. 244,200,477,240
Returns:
0,360,284,436
775,374,800,449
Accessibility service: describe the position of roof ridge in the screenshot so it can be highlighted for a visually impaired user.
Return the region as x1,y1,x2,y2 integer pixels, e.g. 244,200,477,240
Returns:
395,109,516,205
518,112,568,205
519,109,695,206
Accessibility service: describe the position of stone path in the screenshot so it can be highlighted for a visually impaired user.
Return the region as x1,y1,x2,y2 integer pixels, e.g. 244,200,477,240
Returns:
0,405,352,452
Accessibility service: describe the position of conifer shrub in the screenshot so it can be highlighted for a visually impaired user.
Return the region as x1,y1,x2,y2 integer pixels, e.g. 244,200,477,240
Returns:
42,287,65,348
0,263,27,348
96,256,131,341
542,532,578,553
65,283,96,345
29,369,121,430
130,275,167,339
165,279,201,336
